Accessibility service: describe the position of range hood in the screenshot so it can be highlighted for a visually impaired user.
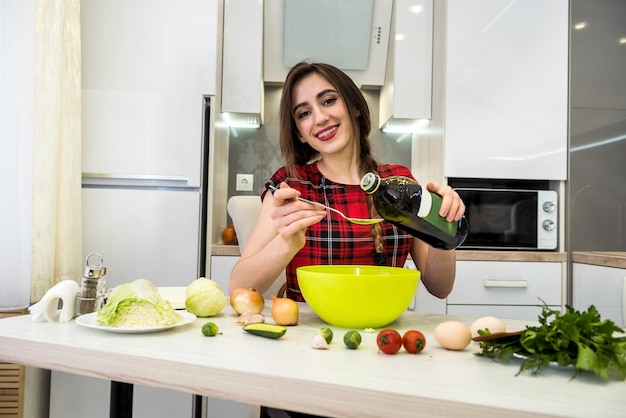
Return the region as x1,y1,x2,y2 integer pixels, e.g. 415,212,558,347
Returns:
264,0,393,88
222,0,433,133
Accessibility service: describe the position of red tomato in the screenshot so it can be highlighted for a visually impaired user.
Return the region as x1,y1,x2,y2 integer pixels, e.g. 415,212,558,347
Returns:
376,329,403,354
402,330,427,354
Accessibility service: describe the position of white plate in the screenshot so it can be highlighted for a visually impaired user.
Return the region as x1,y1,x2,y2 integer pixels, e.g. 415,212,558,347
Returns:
75,310,196,334
157,286,187,310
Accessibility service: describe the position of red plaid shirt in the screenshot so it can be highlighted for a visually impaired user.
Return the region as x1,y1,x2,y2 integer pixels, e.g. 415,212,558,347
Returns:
262,163,415,301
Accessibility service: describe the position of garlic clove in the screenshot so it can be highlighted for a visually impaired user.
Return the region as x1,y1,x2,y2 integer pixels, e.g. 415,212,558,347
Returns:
236,311,256,324
244,313,266,325
310,334,329,350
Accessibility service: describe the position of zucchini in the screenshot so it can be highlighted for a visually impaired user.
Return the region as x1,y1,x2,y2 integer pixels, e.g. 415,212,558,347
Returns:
243,322,287,339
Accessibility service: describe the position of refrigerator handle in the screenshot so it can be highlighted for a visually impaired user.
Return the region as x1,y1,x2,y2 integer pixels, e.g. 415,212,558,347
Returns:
82,173,190,188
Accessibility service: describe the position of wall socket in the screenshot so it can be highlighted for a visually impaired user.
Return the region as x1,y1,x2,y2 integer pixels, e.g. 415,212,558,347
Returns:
235,174,254,191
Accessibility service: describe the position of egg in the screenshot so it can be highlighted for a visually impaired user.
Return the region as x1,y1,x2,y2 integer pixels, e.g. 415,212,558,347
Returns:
470,316,506,338
434,321,472,350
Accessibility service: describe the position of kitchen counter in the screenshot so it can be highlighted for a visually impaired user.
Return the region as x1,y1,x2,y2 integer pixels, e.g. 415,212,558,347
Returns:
0,304,624,418
212,243,240,256
212,244,568,262
455,250,566,262
572,252,626,269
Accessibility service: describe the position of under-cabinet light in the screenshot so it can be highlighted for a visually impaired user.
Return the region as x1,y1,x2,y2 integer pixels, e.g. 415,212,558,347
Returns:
222,112,261,129
382,118,429,134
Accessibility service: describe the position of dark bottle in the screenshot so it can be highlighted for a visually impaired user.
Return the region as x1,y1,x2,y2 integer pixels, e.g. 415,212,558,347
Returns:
360,172,468,250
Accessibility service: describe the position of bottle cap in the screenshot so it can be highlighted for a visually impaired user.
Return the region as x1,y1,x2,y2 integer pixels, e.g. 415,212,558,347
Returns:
360,172,380,194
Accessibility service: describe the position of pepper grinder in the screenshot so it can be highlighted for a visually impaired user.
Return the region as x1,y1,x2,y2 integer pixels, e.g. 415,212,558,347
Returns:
75,253,107,316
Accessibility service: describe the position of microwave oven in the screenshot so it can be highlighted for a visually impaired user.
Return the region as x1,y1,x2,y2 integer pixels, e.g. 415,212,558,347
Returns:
453,188,558,250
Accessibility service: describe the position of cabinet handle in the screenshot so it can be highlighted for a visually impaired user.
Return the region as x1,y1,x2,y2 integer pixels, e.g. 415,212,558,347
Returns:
483,279,528,288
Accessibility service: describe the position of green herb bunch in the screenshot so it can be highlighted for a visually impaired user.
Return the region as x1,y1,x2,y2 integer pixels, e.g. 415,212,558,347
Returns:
475,303,626,381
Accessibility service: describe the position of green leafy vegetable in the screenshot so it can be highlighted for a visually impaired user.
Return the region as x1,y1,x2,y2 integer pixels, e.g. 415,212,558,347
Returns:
97,279,181,328
475,302,626,381
185,277,227,317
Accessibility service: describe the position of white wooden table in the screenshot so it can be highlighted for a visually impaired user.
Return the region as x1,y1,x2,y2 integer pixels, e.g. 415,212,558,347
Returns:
0,304,624,418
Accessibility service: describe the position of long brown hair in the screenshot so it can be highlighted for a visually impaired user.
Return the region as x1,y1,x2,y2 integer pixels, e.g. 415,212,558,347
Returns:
278,61,386,260
278,61,379,179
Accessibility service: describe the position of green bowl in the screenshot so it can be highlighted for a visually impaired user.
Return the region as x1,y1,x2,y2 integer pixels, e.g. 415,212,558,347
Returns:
296,265,420,329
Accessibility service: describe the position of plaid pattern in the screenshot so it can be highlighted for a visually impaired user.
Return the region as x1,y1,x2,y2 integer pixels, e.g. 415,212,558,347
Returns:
263,163,415,301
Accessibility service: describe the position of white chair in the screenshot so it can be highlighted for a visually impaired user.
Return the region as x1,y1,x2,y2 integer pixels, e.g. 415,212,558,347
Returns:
227,196,286,298
227,196,289,418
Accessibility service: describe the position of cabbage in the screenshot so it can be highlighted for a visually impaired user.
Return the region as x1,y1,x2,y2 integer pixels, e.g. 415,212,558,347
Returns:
97,279,181,328
185,277,227,317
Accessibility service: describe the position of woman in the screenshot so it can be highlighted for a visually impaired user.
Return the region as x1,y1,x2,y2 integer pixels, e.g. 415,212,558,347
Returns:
228,61,465,301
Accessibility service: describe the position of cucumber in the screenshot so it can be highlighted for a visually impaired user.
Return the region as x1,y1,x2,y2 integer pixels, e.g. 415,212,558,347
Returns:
242,322,287,339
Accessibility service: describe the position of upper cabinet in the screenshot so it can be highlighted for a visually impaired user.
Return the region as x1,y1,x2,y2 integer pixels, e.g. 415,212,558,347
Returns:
82,0,217,95
444,0,568,180
221,0,263,120
380,0,433,129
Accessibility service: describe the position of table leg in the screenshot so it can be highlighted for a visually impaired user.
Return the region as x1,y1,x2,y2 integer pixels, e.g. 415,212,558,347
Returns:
192,394,204,418
110,381,133,418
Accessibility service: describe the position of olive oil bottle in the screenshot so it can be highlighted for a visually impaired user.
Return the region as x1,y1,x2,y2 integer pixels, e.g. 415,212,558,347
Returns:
360,172,468,250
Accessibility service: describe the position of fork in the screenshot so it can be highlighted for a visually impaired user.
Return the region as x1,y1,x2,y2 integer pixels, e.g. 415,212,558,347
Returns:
268,184,384,225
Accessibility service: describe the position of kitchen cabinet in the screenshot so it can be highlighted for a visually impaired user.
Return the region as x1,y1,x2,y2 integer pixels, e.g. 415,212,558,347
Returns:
403,259,446,314
444,0,568,180
50,372,193,418
379,0,433,128
0,361,23,418
221,0,263,122
209,255,239,293
573,263,625,328
447,261,563,321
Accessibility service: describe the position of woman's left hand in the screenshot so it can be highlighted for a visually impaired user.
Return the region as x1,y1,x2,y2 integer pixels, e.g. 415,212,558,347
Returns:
427,182,465,222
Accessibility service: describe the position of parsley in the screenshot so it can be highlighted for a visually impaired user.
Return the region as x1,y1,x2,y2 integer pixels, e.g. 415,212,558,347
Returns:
475,302,626,381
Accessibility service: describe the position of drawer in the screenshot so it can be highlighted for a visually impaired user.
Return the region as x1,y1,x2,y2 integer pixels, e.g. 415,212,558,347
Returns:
447,261,562,306
447,304,561,321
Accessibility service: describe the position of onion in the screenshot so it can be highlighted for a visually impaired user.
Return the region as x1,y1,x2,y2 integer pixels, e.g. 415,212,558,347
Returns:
230,288,264,315
271,295,299,326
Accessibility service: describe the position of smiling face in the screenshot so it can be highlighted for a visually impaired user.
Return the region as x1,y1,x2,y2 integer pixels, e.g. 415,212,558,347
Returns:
278,62,373,177
291,73,356,159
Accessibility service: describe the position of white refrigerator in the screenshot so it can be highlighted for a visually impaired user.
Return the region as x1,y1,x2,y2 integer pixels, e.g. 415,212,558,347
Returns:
49,0,222,416
79,93,210,289
50,95,211,418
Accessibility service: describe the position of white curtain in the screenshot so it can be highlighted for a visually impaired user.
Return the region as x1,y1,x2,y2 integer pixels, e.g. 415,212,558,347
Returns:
29,0,83,302
0,0,34,309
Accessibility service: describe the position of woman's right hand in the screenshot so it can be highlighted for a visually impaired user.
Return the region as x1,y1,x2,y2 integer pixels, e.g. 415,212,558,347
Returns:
269,183,326,250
